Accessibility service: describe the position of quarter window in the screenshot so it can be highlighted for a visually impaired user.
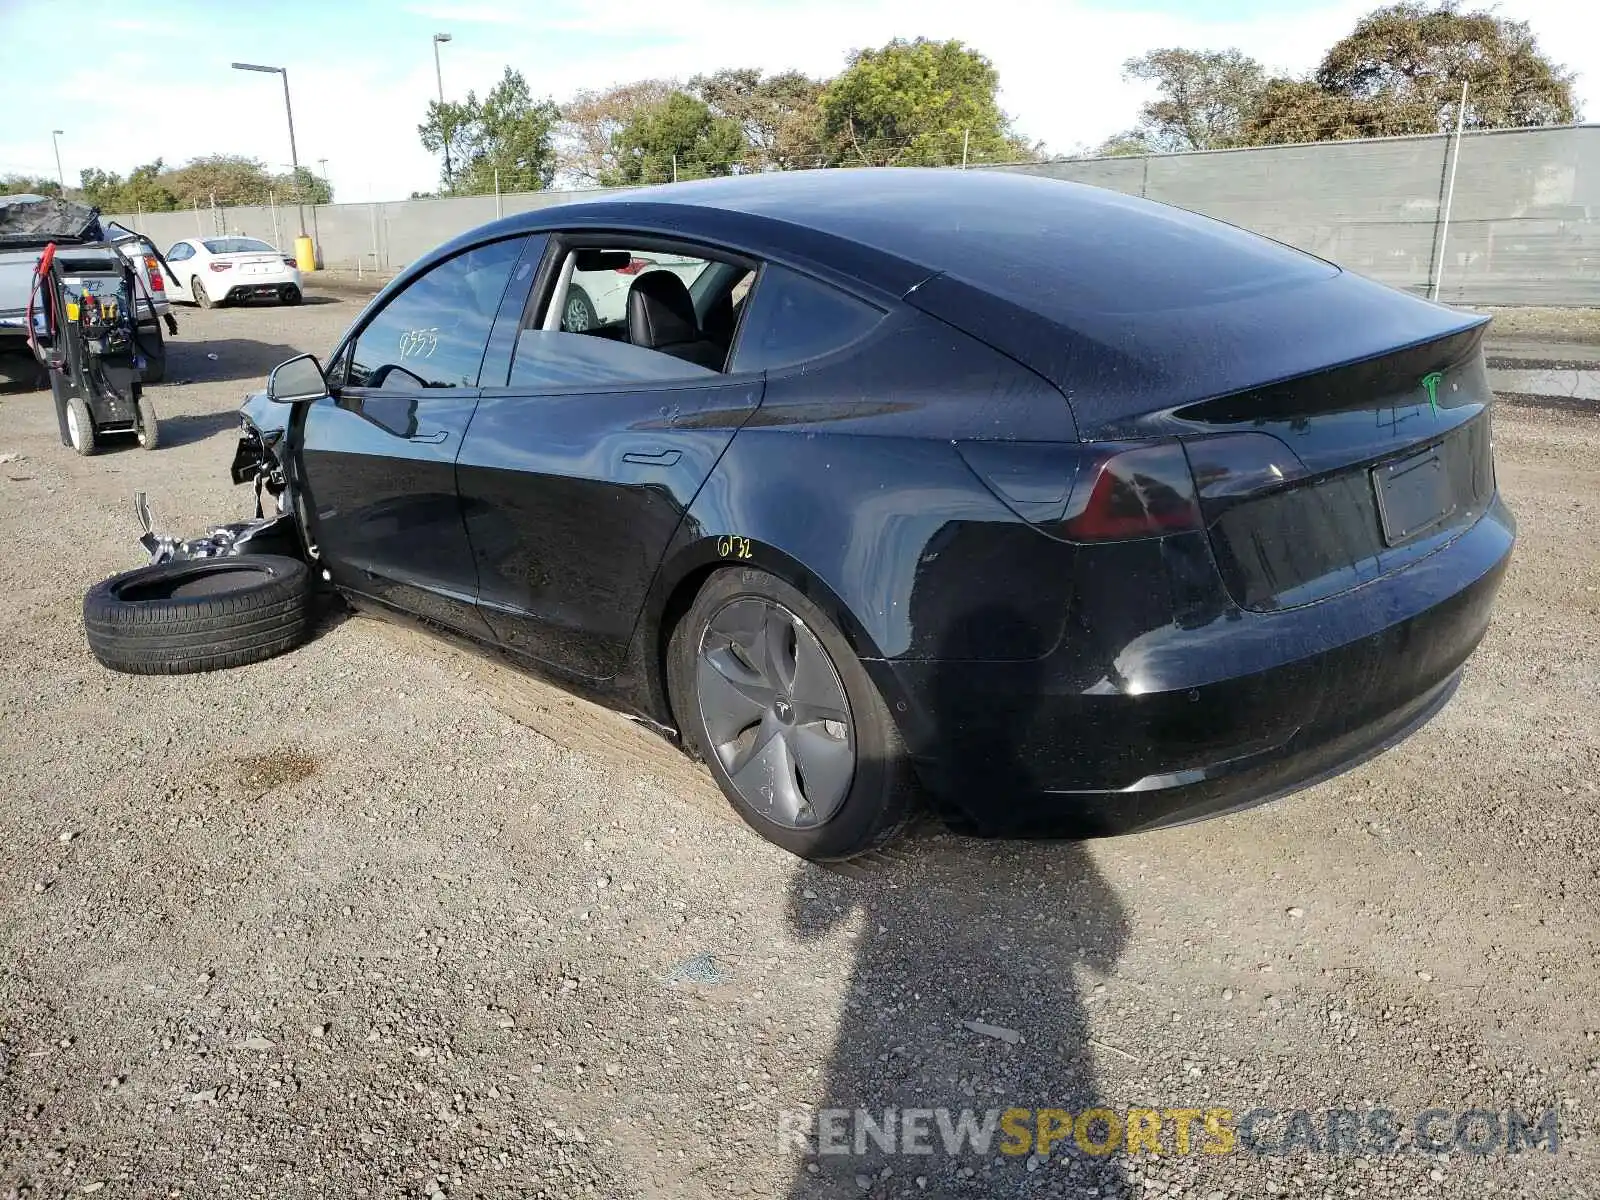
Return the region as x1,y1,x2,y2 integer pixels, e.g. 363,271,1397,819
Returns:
348,237,525,390
730,264,884,374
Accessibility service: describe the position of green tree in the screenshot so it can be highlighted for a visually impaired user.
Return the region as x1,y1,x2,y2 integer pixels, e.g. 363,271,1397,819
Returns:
603,91,747,185
556,79,678,186
162,155,276,206
818,38,1029,167
1238,78,1436,144
420,67,560,194
1238,1,1579,145
78,167,126,208
690,68,827,170
1093,131,1159,157
1315,1,1577,128
1120,48,1267,151
1,174,62,198
271,165,333,206
118,160,180,211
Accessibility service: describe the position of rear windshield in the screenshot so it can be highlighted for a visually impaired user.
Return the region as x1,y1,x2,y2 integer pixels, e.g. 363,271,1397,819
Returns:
203,238,278,255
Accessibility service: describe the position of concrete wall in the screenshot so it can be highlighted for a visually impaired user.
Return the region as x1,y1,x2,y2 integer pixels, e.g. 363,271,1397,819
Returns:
107,124,1600,306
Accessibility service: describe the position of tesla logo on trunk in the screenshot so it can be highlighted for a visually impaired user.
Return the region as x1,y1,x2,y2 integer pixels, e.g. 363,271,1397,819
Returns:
1420,371,1443,416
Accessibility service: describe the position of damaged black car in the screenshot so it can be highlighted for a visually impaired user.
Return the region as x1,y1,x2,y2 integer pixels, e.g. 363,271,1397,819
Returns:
81,168,1516,860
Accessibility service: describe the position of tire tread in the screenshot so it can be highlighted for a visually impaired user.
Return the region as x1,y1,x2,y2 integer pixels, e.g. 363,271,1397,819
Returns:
82,555,310,675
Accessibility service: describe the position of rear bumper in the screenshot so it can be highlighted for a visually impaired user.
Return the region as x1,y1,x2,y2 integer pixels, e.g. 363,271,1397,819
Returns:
873,494,1515,837
222,279,298,301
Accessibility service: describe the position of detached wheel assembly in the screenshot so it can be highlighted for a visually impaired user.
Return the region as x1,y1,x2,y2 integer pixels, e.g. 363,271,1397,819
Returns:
83,554,310,675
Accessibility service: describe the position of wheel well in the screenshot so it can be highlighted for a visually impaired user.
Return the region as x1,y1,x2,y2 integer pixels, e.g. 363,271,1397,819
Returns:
649,555,890,728
653,562,723,723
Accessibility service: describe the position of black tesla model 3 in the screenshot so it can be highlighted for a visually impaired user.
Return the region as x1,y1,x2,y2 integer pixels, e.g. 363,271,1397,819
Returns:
213,168,1515,858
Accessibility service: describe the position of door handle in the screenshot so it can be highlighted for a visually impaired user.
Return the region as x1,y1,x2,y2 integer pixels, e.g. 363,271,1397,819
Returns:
623,448,681,467
409,430,450,444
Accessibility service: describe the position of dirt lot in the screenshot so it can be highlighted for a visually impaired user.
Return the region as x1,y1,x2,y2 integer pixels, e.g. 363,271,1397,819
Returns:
1,296,1598,1200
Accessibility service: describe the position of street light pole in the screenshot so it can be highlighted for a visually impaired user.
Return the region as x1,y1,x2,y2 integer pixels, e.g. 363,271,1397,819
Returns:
433,32,453,190
50,130,65,192
232,62,306,237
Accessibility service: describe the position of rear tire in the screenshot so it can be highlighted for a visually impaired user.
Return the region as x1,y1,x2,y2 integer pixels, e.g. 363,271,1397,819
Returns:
83,555,310,675
192,276,214,309
280,284,303,306
66,396,98,456
667,567,914,860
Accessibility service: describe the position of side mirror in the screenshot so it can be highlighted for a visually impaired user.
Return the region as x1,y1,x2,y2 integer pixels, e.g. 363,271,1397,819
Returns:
266,353,328,403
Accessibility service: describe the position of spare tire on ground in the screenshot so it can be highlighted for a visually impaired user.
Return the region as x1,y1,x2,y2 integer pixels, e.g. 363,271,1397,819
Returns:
83,555,311,675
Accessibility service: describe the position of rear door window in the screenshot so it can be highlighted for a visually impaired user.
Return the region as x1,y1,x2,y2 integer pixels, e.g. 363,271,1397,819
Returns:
730,264,885,374
504,241,749,388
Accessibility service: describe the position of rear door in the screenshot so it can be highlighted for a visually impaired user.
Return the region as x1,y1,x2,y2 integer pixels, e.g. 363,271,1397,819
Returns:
456,239,763,680
295,233,536,635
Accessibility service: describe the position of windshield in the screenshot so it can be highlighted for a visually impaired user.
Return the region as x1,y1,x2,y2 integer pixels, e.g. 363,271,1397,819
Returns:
203,237,278,255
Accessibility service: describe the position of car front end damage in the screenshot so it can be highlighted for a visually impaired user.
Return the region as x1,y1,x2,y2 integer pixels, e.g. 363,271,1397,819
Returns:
132,391,306,566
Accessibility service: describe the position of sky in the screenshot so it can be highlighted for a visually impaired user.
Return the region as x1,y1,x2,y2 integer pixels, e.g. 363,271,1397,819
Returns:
0,0,1595,204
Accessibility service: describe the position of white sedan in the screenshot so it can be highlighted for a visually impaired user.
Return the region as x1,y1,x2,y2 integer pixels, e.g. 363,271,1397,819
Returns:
561,251,709,331
162,237,302,308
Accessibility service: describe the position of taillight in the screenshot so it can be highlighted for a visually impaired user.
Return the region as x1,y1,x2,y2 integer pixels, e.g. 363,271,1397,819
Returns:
614,257,651,274
1182,432,1307,509
143,255,163,290
956,434,1308,543
1059,443,1202,541
209,261,234,272
283,256,297,268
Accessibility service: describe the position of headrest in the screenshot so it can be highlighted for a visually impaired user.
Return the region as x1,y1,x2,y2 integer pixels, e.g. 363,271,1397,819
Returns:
627,270,699,349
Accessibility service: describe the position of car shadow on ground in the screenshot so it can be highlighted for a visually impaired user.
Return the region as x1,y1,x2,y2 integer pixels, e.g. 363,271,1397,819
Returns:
160,338,306,386
220,294,344,307
784,604,1131,1198
152,411,246,449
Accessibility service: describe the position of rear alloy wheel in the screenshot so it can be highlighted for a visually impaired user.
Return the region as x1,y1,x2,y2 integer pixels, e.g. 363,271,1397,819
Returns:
192,276,214,309
135,394,159,450
66,396,97,456
83,554,310,675
280,284,303,306
668,567,914,859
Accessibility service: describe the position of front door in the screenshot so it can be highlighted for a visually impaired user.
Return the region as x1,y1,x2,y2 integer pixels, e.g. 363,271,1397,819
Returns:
456,244,763,680
294,234,533,635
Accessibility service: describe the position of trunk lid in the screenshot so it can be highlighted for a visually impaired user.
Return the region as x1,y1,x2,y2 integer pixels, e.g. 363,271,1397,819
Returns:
910,260,1499,612
1174,324,1498,611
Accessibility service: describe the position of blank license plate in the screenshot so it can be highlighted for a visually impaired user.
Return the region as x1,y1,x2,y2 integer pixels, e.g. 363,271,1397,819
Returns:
1373,445,1454,545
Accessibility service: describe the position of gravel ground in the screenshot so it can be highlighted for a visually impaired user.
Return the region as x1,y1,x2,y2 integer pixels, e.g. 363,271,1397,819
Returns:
1,295,1597,1200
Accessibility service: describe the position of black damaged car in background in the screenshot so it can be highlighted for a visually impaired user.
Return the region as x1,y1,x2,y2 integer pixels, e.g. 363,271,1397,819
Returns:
81,168,1516,860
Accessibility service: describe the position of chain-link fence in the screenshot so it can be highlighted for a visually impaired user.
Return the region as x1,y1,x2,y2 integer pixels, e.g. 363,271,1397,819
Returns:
106,124,1599,305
